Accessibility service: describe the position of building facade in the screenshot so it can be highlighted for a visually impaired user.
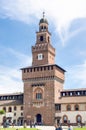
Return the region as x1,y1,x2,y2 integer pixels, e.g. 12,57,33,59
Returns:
0,14,86,126
0,93,23,125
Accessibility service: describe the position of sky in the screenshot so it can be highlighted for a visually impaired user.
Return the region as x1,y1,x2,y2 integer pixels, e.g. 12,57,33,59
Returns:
0,0,86,94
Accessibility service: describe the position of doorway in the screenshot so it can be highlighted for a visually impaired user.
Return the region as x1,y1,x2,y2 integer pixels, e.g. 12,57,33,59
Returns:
36,114,42,125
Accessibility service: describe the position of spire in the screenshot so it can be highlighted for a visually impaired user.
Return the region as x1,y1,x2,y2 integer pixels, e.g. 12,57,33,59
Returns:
43,12,45,19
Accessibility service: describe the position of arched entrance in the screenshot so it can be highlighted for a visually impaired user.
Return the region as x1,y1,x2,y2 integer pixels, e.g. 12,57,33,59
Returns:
36,114,42,125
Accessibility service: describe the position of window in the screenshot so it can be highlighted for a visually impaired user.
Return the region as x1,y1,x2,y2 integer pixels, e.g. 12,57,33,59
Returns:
21,112,23,116
36,93,42,99
23,69,26,73
75,104,79,111
14,113,16,116
63,93,65,96
34,88,43,100
55,104,61,111
70,92,73,96
3,96,6,100
40,26,43,31
67,105,71,111
21,106,23,110
40,36,43,41
8,107,12,112
77,92,80,95
3,107,6,112
14,106,16,111
76,115,82,123
63,115,68,123
44,26,46,31
51,66,53,70
48,36,50,42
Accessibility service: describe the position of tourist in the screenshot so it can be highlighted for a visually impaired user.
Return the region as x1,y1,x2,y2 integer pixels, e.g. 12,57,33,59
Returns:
55,124,60,130
68,124,72,130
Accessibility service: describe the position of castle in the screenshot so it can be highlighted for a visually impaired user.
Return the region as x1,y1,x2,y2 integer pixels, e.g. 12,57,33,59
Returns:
0,14,86,126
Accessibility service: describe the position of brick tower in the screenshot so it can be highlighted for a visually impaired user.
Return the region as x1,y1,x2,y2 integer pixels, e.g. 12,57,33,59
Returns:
21,13,65,125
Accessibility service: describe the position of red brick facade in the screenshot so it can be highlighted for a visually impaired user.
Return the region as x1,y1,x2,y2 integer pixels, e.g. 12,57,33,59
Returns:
22,15,65,125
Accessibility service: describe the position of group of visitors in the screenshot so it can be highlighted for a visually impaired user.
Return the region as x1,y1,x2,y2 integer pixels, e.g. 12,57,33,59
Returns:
55,124,73,130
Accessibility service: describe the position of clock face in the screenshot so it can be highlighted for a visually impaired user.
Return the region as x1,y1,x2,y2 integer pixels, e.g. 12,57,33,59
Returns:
38,53,43,60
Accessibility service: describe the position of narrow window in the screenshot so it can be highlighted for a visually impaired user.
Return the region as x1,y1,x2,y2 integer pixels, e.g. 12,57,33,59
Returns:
67,105,71,111
36,93,42,99
14,106,17,111
8,107,12,112
75,104,79,111
40,36,43,41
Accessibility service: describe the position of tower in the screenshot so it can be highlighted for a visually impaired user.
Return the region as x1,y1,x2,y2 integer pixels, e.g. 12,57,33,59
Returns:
21,13,65,125
32,12,55,66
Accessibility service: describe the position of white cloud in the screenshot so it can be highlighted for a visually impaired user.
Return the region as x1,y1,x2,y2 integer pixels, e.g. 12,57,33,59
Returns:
0,65,23,94
7,48,32,66
65,61,86,88
0,0,86,45
0,46,32,94
0,46,32,67
62,26,86,46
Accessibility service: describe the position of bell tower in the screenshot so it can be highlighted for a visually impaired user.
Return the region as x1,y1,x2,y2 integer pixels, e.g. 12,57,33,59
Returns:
32,12,55,66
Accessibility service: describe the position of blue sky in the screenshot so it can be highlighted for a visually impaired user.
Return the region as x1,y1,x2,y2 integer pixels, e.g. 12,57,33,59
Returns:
0,0,86,94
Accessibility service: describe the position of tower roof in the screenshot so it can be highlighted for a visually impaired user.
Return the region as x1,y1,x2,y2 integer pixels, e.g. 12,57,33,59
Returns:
39,18,48,24
39,12,48,25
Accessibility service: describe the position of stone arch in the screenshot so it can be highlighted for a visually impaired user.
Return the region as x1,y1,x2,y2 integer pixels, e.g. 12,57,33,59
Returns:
35,113,42,124
66,104,71,111
76,115,82,123
63,115,68,123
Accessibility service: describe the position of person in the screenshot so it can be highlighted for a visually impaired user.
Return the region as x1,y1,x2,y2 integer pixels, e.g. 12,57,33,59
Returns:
33,122,36,127
55,124,59,130
58,125,63,130
68,124,72,130
30,120,32,128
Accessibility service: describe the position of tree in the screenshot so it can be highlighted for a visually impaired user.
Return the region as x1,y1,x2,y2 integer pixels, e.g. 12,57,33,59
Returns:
0,109,5,127
0,110,5,115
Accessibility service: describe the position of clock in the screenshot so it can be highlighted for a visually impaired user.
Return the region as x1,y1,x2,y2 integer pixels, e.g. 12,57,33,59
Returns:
38,53,43,60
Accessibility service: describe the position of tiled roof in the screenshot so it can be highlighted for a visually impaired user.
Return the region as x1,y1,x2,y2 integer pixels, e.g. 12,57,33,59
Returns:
0,92,23,96
0,99,23,106
56,96,86,104
61,88,86,92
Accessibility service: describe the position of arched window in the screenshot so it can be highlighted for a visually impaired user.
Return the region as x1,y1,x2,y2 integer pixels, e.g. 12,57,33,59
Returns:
8,107,12,112
75,104,79,111
63,115,68,123
40,36,43,41
44,26,46,31
67,105,71,111
34,88,43,100
3,107,6,112
36,93,42,99
21,106,23,110
76,115,82,123
14,106,16,111
40,26,43,31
